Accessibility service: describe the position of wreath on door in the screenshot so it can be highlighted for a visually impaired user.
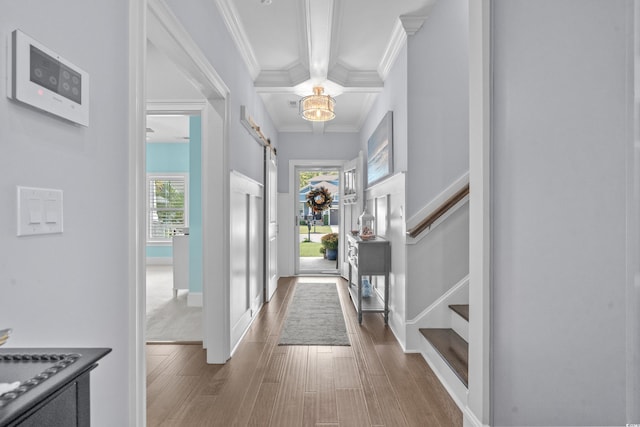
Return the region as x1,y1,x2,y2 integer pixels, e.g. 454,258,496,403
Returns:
306,186,333,212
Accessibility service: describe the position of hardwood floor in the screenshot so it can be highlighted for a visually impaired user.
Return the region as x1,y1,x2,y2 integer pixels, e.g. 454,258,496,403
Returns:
146,276,462,426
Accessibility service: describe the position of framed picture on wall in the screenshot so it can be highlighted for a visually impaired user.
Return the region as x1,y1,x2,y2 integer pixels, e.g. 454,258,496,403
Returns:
367,111,393,187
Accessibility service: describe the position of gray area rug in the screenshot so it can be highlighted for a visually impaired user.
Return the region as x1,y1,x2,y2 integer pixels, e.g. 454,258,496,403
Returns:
279,282,350,346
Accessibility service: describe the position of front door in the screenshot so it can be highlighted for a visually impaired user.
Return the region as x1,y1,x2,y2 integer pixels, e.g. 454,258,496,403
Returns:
295,166,340,275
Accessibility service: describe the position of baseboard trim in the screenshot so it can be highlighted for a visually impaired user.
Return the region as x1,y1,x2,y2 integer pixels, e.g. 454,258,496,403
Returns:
462,410,488,427
146,257,172,265
406,275,469,325
418,339,489,427
187,292,203,307
146,340,203,345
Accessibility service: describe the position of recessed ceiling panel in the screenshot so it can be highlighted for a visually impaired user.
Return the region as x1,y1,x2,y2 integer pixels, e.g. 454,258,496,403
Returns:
234,0,304,70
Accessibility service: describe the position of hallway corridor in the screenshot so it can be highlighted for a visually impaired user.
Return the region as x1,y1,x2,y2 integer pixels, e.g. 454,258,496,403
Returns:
146,276,461,426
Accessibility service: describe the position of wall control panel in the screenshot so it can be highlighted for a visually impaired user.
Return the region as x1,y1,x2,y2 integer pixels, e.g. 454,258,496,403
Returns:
17,186,64,236
8,30,89,126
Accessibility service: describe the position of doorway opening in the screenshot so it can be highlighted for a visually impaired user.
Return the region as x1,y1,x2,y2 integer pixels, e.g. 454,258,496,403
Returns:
145,112,202,343
296,166,341,275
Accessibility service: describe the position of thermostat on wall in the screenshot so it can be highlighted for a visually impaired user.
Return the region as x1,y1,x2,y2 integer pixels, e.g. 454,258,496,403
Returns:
8,29,89,126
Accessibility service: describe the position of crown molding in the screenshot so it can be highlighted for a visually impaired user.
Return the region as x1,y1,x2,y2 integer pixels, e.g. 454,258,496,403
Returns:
378,15,427,80
328,63,384,89
214,0,261,80
399,14,428,35
254,63,310,89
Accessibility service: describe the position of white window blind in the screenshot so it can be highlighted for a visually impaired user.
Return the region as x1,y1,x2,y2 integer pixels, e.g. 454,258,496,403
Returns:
147,175,188,242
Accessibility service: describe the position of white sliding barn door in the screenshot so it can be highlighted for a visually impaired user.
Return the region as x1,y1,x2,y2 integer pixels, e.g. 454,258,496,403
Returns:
229,171,264,350
265,148,278,301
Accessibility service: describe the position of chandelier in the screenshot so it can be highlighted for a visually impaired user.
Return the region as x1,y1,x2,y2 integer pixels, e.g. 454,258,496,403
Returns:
299,86,335,122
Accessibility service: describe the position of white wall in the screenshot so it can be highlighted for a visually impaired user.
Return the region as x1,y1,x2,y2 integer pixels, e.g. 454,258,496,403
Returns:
406,204,469,319
358,0,470,346
406,0,469,219
0,2,130,426
146,41,203,99
361,46,408,184
399,0,471,321
276,132,360,193
491,1,631,425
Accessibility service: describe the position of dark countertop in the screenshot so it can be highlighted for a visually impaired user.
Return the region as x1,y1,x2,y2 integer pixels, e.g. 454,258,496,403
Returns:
0,348,111,426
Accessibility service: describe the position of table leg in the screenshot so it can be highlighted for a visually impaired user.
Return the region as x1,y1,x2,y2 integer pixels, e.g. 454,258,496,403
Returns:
357,273,362,324
384,273,389,324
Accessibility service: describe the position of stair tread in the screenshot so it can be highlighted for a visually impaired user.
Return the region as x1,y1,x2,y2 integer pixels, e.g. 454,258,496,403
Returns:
419,328,468,387
449,304,469,321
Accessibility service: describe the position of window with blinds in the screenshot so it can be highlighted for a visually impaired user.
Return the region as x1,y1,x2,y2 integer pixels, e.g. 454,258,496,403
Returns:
147,175,188,242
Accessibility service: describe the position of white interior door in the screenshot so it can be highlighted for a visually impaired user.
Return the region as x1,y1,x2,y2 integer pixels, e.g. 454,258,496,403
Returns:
250,191,264,312
265,148,278,300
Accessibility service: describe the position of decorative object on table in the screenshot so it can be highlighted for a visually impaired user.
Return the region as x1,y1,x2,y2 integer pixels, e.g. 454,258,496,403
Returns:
362,277,373,298
0,328,11,347
367,111,393,187
358,208,376,239
305,186,333,213
321,232,339,260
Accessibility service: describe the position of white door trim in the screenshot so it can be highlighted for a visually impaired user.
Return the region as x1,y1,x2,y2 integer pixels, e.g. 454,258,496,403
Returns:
127,1,146,425
468,0,492,425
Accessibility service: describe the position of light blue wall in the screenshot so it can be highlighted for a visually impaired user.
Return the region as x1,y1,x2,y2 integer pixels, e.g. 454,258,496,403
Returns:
188,116,203,293
147,246,172,258
146,143,189,172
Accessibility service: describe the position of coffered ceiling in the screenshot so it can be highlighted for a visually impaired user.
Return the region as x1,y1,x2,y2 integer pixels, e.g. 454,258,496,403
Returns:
217,0,434,133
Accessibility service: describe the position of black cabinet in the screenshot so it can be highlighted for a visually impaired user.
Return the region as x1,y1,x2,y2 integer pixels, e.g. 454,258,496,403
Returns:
0,348,110,427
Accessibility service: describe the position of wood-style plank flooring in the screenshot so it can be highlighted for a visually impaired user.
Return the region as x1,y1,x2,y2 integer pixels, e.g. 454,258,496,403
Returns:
146,276,462,426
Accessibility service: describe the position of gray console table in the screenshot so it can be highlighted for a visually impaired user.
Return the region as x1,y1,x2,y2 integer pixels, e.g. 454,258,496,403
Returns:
346,234,391,324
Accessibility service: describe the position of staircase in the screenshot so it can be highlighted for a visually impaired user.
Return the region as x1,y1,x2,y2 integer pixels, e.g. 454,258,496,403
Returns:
419,304,469,388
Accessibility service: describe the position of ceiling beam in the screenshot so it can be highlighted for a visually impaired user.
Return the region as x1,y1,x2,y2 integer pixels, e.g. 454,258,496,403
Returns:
305,0,334,83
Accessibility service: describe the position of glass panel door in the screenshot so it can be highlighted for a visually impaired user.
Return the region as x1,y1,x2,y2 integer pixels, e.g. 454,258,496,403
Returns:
295,167,340,274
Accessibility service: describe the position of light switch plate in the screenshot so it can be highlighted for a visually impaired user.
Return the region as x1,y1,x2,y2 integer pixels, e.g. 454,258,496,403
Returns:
17,186,63,236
